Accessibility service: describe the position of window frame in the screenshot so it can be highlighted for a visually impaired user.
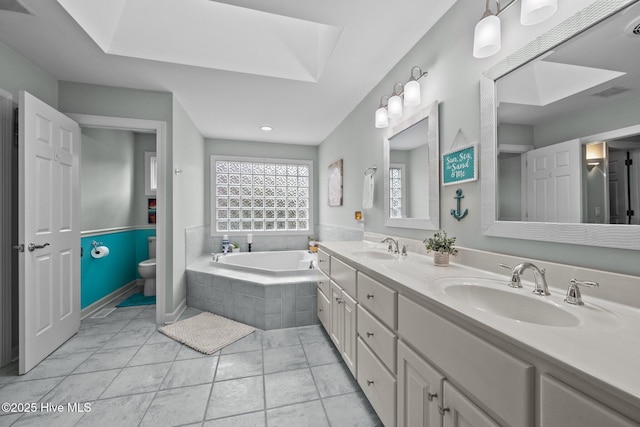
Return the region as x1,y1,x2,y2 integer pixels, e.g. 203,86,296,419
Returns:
210,155,314,236
145,151,157,196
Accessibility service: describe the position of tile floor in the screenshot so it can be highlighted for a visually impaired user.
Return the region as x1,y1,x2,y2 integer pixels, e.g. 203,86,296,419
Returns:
0,289,382,427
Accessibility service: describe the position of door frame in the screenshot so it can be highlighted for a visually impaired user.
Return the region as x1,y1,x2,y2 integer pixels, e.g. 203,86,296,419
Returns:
66,114,167,324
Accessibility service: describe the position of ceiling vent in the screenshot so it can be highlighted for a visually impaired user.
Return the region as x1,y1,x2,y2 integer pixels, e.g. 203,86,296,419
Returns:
0,0,33,15
591,86,631,98
625,16,640,36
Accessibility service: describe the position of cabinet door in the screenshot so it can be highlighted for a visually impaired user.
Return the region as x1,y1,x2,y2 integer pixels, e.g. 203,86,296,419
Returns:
442,381,500,427
329,281,343,350
341,291,357,377
397,341,443,427
317,287,330,333
540,375,637,427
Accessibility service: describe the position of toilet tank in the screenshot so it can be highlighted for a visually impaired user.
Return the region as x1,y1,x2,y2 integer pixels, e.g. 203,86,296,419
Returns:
148,236,157,259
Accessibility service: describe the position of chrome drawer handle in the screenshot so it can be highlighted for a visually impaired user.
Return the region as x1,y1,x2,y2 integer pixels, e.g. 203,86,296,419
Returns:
438,406,450,416
367,380,374,386
366,332,374,337
426,392,437,402
319,259,326,263
366,294,374,299
319,308,323,312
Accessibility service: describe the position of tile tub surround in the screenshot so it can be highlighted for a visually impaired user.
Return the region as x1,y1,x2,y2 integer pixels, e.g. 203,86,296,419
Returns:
0,287,380,426
187,255,322,330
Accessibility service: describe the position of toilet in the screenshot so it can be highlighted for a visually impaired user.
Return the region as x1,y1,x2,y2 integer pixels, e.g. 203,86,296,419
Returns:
138,236,156,296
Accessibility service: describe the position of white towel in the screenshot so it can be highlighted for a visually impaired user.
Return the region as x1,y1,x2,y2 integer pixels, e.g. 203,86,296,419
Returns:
362,173,374,209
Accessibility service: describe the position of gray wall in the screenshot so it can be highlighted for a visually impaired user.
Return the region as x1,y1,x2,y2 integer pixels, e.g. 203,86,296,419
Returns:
317,0,639,276
80,128,155,231
171,98,205,310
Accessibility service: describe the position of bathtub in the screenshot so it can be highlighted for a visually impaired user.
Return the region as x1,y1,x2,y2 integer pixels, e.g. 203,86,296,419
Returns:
213,250,317,277
186,250,321,330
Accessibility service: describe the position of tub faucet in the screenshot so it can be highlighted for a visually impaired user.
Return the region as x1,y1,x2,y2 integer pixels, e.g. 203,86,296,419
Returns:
381,237,399,254
509,262,550,296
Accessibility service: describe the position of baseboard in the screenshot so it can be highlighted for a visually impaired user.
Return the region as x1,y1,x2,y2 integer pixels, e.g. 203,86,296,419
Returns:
81,280,140,319
163,298,187,324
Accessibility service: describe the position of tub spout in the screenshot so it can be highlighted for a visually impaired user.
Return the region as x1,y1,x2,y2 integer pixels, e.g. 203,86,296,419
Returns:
309,260,315,269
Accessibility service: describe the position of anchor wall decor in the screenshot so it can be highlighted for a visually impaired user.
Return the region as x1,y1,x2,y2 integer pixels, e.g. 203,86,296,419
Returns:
450,189,468,221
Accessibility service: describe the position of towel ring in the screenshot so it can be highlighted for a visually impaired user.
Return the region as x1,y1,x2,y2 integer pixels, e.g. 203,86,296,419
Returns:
364,165,377,176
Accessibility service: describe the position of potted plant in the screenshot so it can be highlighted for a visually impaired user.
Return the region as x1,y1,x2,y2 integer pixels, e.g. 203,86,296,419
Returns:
423,230,458,266
231,243,240,253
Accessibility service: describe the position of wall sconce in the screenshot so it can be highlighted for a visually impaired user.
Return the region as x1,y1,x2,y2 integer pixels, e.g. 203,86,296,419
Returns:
374,66,428,128
473,0,558,59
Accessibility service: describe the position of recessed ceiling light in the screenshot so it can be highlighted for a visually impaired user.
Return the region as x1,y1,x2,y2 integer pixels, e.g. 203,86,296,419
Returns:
261,126,273,131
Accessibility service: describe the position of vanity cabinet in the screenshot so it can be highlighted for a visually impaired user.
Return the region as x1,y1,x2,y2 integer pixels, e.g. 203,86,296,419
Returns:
397,340,443,427
358,337,397,427
539,375,637,427
442,381,500,427
329,280,358,376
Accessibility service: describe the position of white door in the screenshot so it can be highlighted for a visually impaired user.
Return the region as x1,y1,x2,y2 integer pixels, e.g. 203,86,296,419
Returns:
18,91,81,374
608,150,626,224
526,139,581,223
442,381,500,427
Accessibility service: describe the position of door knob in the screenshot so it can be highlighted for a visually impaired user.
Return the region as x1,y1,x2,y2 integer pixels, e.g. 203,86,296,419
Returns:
27,242,50,252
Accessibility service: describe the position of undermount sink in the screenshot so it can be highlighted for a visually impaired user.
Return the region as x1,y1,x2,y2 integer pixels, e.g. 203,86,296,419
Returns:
349,250,397,260
436,278,580,327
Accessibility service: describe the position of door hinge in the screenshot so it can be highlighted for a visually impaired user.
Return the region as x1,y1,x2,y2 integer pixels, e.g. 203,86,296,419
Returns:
13,244,24,253
14,107,19,146
625,159,633,166
627,210,635,217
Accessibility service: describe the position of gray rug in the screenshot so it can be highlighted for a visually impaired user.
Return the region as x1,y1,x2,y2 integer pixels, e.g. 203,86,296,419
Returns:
159,312,255,354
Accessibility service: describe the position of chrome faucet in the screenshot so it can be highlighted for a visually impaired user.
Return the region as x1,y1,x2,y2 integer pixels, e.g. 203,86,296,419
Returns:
565,279,599,305
381,237,399,254
506,262,550,296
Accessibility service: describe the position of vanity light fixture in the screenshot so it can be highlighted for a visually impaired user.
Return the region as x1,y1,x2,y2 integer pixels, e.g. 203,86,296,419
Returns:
373,66,428,128
473,0,558,58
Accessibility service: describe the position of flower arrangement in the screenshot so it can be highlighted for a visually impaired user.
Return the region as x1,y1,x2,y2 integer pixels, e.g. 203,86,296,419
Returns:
423,230,458,255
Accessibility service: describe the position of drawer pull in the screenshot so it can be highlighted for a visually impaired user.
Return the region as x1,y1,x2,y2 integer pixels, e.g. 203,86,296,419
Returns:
319,259,326,263
438,406,450,416
319,308,323,312
366,294,374,299
367,380,374,386
366,332,374,338
426,392,438,402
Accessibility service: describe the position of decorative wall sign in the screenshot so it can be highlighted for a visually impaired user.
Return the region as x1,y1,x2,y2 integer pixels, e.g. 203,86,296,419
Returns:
328,159,343,207
442,143,478,186
148,198,157,224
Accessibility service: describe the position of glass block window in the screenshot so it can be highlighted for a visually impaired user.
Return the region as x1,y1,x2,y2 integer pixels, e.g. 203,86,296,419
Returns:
389,164,405,218
212,156,312,233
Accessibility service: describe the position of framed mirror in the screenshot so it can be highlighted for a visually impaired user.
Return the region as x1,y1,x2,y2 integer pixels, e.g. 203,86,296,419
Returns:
480,0,640,250
384,100,439,229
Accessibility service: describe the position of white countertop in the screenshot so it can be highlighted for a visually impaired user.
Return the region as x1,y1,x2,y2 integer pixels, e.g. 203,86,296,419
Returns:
318,240,640,408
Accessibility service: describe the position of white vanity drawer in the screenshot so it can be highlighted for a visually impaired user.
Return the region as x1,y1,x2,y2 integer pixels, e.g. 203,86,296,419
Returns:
357,272,397,329
317,271,331,298
357,305,397,373
398,295,534,427
318,249,331,276
357,337,396,427
317,287,330,333
331,257,357,298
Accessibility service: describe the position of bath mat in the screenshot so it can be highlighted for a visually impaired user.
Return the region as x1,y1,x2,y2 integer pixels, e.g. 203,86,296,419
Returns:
159,312,255,355
116,293,156,307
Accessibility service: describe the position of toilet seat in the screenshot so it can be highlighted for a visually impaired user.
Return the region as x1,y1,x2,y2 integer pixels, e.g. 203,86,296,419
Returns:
139,258,156,267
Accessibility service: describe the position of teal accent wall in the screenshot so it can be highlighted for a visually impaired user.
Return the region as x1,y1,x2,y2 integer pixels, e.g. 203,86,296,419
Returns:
81,229,156,309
